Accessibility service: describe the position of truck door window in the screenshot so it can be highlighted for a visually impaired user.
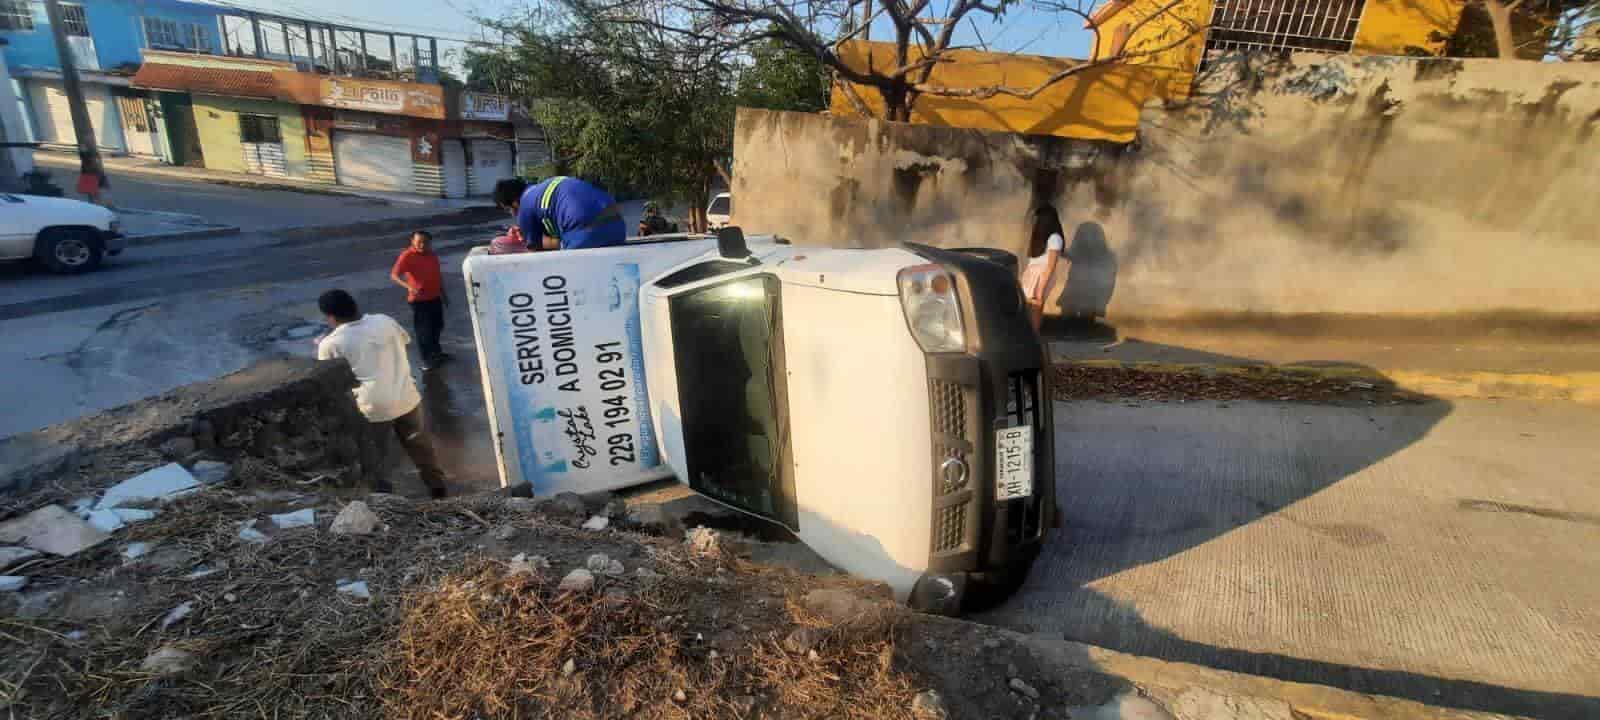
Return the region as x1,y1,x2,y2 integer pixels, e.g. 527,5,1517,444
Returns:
669,275,797,529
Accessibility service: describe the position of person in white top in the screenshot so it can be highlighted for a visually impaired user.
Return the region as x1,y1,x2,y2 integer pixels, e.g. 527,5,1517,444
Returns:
315,289,448,498
1020,205,1070,331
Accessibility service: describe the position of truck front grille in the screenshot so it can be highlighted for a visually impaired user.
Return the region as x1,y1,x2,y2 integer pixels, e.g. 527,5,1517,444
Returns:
931,379,966,438
934,503,967,552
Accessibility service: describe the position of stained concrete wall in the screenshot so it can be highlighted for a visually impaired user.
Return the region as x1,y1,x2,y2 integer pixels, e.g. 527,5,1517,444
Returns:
733,53,1600,326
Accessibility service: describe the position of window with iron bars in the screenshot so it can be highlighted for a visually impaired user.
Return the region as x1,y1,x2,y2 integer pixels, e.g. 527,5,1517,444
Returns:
0,0,33,31
1202,0,1368,64
143,16,181,48
184,22,210,51
60,3,89,36
239,115,282,144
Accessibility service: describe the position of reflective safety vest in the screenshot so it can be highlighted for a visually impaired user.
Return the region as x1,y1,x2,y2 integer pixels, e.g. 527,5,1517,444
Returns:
539,176,568,240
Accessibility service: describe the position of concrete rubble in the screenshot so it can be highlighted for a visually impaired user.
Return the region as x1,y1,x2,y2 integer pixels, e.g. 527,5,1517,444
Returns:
330,501,381,535
140,646,196,676
0,505,110,556
269,509,316,529
190,460,232,485
237,520,269,544
161,601,195,629
95,463,200,510
550,492,588,516
121,542,150,560
580,515,609,531
336,580,372,600
0,546,41,570
508,552,551,576
558,568,595,592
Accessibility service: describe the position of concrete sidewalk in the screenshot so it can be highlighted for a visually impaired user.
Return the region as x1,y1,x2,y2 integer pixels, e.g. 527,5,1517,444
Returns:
33,150,490,209
982,397,1600,719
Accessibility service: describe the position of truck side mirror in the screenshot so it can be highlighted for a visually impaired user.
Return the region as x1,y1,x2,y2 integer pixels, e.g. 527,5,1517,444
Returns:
717,226,751,261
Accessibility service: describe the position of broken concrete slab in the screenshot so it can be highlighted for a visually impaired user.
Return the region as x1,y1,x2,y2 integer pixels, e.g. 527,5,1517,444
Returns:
96,463,200,510
330,502,380,535
121,542,150,560
86,509,127,533
0,576,28,592
0,505,111,556
581,515,609,531
269,509,316,529
336,580,371,600
0,546,41,571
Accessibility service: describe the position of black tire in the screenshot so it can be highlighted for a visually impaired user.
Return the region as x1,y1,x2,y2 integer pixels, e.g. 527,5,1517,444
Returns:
950,247,1019,275
38,228,104,274
960,545,1040,613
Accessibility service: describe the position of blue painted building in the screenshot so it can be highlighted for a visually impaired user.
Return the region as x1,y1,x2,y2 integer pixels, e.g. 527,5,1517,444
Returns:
0,0,224,157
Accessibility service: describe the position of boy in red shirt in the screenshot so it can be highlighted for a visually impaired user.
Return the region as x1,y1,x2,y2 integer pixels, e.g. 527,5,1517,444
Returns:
390,230,448,369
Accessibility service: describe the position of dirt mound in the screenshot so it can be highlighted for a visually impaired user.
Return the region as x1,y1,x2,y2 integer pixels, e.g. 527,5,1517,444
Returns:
0,479,935,719
383,561,915,719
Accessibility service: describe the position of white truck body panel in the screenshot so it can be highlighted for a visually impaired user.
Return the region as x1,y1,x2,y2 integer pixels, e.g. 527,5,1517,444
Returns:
463,240,717,495
777,283,933,599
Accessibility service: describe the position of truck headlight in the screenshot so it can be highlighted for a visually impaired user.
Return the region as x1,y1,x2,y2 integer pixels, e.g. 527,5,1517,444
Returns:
897,264,966,353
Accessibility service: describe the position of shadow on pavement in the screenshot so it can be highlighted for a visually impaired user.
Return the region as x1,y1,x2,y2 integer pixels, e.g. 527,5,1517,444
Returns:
975,323,1600,718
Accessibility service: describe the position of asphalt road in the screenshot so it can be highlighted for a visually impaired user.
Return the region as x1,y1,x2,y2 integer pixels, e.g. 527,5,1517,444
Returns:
33,152,465,233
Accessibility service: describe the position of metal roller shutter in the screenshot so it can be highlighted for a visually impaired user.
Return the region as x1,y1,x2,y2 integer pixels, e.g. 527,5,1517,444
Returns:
467,139,514,196
442,139,468,199
333,132,414,193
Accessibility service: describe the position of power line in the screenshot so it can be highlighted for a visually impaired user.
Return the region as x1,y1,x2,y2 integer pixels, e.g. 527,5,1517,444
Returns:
198,0,484,43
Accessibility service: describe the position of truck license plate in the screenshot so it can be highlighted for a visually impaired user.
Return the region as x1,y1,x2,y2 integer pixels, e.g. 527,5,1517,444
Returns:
995,427,1033,500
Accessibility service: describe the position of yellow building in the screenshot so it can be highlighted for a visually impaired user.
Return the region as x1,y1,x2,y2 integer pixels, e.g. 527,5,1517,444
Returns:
1091,0,1468,64
830,0,1467,142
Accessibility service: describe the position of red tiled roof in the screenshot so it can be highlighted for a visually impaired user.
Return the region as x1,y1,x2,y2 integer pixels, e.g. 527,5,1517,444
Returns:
131,63,282,100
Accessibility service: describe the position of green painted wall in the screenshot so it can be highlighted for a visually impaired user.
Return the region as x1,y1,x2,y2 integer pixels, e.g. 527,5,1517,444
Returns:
191,95,308,177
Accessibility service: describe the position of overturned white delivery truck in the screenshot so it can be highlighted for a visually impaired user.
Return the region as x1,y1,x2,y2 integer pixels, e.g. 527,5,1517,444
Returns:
464,230,1056,612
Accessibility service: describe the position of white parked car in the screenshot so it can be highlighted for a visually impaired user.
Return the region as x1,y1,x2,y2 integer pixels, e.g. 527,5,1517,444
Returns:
465,229,1055,613
0,193,125,273
706,192,731,229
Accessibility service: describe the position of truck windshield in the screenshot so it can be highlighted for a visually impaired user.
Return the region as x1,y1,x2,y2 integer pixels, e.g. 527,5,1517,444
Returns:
669,274,796,527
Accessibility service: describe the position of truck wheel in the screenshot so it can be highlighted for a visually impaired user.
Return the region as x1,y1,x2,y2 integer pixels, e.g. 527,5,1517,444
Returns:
960,546,1040,613
950,247,1019,275
38,229,104,274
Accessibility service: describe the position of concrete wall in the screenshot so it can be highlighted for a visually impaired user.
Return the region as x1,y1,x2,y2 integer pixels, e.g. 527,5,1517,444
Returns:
733,53,1600,324
192,94,308,177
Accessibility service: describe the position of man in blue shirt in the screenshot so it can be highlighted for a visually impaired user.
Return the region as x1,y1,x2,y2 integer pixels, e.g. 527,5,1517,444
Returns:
493,177,626,251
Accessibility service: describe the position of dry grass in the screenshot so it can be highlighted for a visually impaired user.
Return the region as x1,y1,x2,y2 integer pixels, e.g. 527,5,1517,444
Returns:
1,486,925,720
379,561,920,720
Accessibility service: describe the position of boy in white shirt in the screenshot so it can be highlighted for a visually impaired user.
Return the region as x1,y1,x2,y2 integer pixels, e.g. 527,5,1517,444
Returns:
315,289,448,498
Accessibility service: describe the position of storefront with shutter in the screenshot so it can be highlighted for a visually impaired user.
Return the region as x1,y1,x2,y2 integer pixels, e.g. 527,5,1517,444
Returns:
189,94,307,178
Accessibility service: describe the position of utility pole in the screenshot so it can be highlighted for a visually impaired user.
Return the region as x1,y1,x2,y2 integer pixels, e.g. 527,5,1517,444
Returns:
43,0,107,203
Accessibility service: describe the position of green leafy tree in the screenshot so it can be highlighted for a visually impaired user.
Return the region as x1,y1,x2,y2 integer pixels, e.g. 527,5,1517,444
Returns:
466,4,737,230
737,39,829,112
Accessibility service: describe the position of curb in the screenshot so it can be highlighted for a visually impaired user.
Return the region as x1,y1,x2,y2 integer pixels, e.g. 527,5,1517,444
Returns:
1058,359,1600,404
127,226,242,245
1024,638,1517,720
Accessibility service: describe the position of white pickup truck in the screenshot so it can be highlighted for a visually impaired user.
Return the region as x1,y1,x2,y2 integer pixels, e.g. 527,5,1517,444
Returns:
0,193,124,273
465,230,1055,612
